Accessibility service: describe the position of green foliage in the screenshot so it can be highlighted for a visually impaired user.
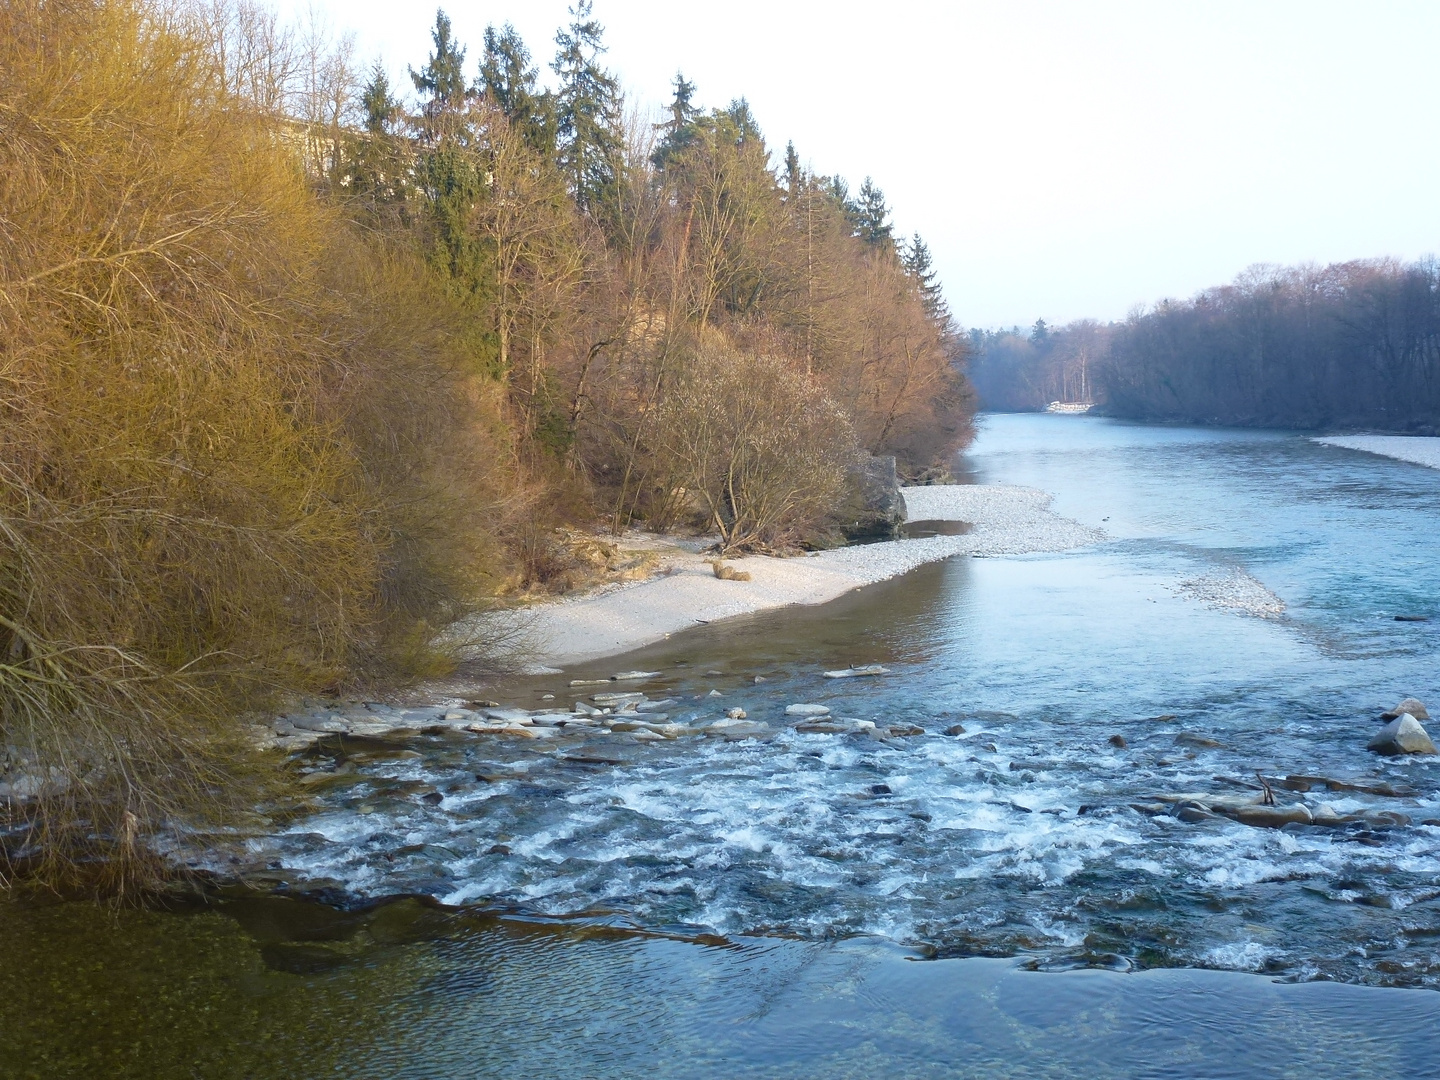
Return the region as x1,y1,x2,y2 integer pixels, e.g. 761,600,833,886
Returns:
410,9,469,131
902,234,950,324
480,22,557,156
853,177,892,249
551,0,623,221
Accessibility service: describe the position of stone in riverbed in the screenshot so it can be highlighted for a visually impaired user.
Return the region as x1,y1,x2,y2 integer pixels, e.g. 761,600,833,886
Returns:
482,708,532,725
785,703,831,717
823,666,890,679
839,453,906,540
725,707,747,719
1174,732,1224,749
943,723,967,736
1367,714,1438,755
1108,734,1127,748
290,715,350,733
795,717,874,734
593,691,645,706
1381,697,1429,721
1229,803,1313,828
882,722,925,737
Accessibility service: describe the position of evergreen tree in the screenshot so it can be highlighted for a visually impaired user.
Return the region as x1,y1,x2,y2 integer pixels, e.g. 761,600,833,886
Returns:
853,177,892,249
410,9,469,136
1030,318,1049,344
902,234,950,324
725,97,761,145
783,140,801,195
551,0,623,218
347,63,410,209
652,72,700,169
480,22,556,155
360,63,400,135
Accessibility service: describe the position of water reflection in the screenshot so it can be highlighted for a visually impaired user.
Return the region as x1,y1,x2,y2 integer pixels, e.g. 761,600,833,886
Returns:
4,891,1439,1080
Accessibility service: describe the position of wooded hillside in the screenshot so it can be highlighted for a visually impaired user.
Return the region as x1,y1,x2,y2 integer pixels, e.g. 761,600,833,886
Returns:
0,0,972,888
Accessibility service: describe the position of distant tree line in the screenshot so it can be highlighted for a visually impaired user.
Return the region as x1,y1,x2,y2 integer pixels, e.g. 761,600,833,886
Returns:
968,259,1440,432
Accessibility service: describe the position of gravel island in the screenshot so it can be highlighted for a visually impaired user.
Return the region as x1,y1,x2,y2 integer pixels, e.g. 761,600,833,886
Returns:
472,484,1103,669
1314,434,1440,470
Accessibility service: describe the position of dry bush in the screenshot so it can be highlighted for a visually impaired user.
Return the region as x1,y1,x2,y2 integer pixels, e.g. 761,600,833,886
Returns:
0,0,509,890
654,347,856,553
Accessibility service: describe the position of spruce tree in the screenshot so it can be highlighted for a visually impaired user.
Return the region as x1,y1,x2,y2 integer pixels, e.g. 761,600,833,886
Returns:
551,0,623,218
853,177,892,249
783,140,801,194
410,9,469,136
349,63,407,207
360,64,400,135
480,22,556,156
725,98,761,144
652,72,700,169
902,234,950,324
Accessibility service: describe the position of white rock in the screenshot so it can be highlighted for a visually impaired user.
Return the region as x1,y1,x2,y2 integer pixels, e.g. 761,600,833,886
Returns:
593,691,646,706
1382,697,1430,721
483,708,533,725
785,704,831,717
613,670,662,681
1368,714,1439,755
291,715,350,733
823,665,889,679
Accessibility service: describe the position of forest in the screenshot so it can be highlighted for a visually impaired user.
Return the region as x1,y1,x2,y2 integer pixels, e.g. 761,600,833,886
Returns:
0,0,972,887
969,259,1440,432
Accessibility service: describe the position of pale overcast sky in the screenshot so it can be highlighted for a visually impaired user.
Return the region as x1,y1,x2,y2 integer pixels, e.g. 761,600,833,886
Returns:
278,0,1440,329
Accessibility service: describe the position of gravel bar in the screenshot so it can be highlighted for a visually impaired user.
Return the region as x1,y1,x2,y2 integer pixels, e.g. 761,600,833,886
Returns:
1314,435,1440,471
470,484,1103,670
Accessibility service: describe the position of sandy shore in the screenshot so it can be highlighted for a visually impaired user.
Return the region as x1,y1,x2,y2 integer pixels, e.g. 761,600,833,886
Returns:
471,485,1103,671
1314,435,1440,470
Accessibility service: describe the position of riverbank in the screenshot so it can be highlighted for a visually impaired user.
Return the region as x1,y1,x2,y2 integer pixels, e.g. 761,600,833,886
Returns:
470,484,1103,670
1314,434,1440,470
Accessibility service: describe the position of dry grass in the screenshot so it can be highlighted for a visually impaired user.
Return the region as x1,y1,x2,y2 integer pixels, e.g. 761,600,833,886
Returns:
0,0,513,892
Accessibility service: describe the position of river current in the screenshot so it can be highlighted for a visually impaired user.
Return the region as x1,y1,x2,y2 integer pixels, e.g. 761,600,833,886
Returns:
10,414,1440,1078
250,414,1440,986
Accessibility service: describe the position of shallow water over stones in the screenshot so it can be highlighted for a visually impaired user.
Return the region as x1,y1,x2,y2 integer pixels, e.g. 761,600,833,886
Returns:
232,415,1440,988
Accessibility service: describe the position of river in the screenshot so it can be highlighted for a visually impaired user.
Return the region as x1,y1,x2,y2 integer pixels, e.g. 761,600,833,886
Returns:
5,413,1439,1077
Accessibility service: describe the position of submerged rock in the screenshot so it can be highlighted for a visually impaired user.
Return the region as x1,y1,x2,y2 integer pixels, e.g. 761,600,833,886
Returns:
1381,697,1429,721
1175,732,1224,749
795,717,874,734
1367,714,1438,755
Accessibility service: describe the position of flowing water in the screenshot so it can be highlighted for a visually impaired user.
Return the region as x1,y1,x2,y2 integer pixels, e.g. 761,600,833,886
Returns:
6,414,1440,1077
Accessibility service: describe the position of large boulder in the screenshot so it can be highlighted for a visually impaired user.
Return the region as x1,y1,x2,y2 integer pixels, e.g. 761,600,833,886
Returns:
1381,697,1429,721
1367,714,1438,756
840,454,907,540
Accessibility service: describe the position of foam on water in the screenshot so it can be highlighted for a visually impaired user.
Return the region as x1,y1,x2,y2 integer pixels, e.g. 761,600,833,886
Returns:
231,416,1440,987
